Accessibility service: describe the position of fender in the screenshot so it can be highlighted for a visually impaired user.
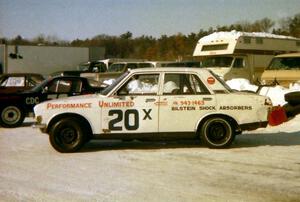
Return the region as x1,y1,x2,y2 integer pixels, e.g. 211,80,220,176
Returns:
46,112,94,134
194,112,239,132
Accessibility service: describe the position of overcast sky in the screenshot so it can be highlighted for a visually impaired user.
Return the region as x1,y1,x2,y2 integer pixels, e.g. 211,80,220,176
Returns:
0,0,299,40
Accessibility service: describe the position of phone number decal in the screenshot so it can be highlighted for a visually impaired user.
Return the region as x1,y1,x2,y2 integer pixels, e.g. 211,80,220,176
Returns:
173,100,205,106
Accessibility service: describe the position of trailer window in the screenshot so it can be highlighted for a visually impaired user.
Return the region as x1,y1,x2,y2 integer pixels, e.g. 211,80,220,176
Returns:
202,57,233,68
243,37,251,44
201,44,228,51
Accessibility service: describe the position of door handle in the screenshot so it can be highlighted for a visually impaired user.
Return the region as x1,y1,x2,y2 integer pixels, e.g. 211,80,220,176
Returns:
203,97,212,101
146,98,156,103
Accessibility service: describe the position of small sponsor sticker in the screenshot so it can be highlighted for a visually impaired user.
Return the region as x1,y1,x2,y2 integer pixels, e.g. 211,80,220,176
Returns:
207,77,215,85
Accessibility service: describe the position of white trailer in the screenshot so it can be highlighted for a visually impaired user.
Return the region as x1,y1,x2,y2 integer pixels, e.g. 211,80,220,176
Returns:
193,31,300,83
0,45,105,76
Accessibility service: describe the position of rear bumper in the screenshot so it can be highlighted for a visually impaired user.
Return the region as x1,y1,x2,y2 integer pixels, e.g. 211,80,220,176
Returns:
240,121,268,131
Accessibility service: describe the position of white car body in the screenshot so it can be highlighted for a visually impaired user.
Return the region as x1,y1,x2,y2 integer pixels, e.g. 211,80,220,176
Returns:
33,68,272,152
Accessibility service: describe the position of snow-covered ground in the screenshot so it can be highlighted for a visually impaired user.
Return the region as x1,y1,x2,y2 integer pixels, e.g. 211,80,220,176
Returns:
0,80,300,201
0,114,300,201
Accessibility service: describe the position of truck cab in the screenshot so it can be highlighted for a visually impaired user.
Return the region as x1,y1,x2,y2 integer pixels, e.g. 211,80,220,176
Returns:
201,55,251,80
261,53,300,87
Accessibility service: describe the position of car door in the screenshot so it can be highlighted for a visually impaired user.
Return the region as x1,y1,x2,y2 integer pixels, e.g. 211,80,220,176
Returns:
158,73,216,133
101,73,160,134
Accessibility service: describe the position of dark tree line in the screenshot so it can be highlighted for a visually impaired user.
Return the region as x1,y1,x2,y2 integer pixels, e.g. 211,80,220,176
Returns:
1,13,299,61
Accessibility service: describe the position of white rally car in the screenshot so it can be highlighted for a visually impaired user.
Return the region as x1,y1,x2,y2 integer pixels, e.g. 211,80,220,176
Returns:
33,68,272,152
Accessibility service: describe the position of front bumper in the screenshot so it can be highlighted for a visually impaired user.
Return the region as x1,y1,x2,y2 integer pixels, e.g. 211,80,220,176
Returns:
32,123,47,133
32,115,47,133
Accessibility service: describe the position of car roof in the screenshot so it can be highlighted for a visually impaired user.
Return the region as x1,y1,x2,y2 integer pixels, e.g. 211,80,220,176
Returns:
50,75,87,80
274,52,300,58
0,73,44,77
128,67,208,73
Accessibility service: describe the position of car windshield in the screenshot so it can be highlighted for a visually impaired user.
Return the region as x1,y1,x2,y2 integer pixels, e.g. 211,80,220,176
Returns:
267,57,300,70
87,79,102,87
101,71,129,95
201,57,233,68
29,78,50,92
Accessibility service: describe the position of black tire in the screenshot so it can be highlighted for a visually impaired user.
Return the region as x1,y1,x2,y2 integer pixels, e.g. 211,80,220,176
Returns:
49,117,87,153
284,91,300,106
200,117,235,148
0,105,25,128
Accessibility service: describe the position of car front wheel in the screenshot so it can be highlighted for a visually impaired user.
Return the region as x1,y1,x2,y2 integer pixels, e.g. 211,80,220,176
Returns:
49,117,86,153
0,105,25,128
200,117,235,148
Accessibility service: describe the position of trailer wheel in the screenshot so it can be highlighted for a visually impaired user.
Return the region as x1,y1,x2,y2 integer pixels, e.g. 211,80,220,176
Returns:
200,117,235,148
0,105,25,128
49,117,86,153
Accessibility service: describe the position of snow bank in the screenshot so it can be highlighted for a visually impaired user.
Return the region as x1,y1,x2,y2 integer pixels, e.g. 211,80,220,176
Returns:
103,79,116,85
226,79,300,106
226,79,258,92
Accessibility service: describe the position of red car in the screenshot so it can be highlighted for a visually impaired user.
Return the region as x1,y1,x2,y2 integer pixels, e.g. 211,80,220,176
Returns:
0,73,45,93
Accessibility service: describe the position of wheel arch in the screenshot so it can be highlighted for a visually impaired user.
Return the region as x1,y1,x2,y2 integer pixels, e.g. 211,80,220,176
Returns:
196,113,240,136
46,113,93,137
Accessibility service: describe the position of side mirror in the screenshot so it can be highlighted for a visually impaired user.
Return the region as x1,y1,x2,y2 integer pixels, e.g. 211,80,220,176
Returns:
42,86,49,93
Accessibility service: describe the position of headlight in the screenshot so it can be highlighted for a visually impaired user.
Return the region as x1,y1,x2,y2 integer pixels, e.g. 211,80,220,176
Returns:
36,115,43,124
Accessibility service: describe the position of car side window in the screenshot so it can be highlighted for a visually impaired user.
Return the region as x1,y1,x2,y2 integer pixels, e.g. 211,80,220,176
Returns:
163,73,209,95
71,80,83,93
48,79,74,93
117,74,159,95
57,80,73,93
48,80,58,92
127,63,138,69
233,58,245,68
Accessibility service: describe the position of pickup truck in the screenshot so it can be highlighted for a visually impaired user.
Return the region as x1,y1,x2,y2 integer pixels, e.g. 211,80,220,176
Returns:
81,62,155,84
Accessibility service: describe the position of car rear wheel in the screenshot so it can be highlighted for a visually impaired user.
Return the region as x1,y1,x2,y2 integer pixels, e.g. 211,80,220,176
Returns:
0,105,25,128
49,117,86,153
200,117,235,148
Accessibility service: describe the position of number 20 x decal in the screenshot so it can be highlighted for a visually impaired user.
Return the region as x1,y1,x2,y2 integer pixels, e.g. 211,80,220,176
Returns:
108,109,152,131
